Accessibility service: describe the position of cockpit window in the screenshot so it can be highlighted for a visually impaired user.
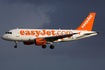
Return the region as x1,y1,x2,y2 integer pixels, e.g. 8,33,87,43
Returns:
5,32,12,34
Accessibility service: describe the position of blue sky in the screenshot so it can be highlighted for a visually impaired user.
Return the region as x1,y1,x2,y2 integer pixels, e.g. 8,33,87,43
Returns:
0,0,105,70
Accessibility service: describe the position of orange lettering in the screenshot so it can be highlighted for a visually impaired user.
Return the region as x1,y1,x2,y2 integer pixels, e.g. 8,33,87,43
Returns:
31,31,35,36
51,30,55,36
20,30,25,35
35,31,40,37
61,31,65,35
57,31,61,36
47,31,51,36
65,31,73,34
20,30,74,38
41,30,45,36
25,30,30,35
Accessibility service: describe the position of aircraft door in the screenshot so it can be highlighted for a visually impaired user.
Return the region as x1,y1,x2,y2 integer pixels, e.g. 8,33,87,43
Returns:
16,28,20,37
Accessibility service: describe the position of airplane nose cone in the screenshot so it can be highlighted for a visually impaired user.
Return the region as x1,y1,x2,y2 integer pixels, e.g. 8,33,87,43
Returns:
1,35,7,40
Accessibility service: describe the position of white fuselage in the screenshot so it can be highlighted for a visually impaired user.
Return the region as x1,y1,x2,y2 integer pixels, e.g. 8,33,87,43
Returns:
1,29,97,43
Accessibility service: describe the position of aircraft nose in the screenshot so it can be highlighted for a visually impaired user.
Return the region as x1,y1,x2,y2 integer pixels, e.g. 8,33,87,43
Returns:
1,34,7,40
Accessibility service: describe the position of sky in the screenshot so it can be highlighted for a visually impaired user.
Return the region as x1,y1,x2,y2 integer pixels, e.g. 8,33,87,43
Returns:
0,0,105,70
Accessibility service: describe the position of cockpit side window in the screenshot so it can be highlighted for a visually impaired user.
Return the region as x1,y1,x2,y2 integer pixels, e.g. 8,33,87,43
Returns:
5,32,12,34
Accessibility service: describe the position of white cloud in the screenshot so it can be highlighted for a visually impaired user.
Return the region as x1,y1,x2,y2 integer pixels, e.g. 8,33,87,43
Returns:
0,2,55,30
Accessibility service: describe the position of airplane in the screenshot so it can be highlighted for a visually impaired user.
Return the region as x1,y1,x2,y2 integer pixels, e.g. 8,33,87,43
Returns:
1,12,100,49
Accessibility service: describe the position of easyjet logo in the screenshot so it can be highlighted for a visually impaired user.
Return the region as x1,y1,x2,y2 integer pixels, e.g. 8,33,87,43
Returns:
20,30,73,37
82,15,93,28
